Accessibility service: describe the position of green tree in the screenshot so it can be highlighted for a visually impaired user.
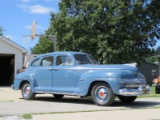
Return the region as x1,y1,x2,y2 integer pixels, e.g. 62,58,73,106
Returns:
31,36,54,54
146,46,160,62
155,46,160,53
0,26,4,35
45,0,160,64
145,48,158,62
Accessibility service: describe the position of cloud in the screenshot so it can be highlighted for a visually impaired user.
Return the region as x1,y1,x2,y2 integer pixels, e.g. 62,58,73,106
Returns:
44,0,60,2
25,24,45,30
5,35,16,40
19,4,54,14
44,0,53,2
21,0,32,3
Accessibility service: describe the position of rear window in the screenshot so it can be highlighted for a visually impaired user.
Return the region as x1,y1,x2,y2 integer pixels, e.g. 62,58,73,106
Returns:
74,54,98,64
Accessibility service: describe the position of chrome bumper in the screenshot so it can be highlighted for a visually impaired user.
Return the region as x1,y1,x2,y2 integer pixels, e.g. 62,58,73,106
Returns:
119,85,150,96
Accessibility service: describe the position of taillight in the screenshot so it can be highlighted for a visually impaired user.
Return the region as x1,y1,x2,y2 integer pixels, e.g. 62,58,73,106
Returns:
153,76,160,84
153,79,160,84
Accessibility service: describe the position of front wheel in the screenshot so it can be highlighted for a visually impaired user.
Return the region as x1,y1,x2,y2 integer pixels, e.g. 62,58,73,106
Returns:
118,96,137,103
21,82,35,100
91,83,115,106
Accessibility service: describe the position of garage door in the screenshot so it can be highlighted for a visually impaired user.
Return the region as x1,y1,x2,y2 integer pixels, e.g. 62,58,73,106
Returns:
0,54,15,86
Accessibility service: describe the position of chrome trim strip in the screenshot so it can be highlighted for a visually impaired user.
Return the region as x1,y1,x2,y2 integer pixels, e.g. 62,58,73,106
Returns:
38,67,127,70
126,84,146,88
80,77,122,81
34,91,84,96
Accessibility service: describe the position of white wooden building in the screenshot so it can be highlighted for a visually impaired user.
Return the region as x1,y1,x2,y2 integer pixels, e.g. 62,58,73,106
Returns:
0,35,28,86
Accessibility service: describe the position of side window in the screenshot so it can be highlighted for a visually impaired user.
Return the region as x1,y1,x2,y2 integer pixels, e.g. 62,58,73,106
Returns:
41,56,54,66
56,56,73,66
31,59,41,66
74,54,92,64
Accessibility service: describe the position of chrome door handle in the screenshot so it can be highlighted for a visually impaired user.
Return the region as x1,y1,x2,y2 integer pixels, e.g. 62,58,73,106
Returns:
53,68,58,71
48,68,53,71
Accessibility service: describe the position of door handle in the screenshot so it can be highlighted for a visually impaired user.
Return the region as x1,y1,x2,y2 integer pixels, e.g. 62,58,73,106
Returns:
48,68,53,71
53,68,58,71
48,68,58,71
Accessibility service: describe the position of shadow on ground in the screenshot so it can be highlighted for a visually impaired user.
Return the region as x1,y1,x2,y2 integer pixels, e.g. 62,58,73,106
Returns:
19,95,160,109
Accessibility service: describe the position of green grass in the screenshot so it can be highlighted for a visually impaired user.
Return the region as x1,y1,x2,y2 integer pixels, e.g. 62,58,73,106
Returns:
21,114,32,120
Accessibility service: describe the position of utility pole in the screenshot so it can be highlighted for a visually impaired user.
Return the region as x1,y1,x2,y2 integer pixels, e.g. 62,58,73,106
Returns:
30,20,56,52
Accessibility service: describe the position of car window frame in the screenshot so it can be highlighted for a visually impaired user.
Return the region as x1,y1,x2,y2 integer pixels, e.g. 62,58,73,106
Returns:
56,55,74,66
40,56,54,67
30,58,41,67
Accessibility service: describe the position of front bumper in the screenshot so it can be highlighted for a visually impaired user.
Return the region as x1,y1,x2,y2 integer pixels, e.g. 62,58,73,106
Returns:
119,85,150,96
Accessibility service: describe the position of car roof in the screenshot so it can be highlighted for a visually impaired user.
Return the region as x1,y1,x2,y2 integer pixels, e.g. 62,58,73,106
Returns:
37,51,88,58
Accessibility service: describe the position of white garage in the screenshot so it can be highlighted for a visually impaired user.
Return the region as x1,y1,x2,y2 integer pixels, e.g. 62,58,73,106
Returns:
0,36,28,86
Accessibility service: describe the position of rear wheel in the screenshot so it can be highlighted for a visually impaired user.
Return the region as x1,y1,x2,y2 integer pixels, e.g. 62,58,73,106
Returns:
91,83,115,106
53,94,64,99
21,82,35,100
118,96,137,103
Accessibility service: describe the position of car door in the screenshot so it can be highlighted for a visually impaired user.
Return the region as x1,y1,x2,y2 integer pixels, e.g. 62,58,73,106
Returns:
52,55,77,93
35,56,54,91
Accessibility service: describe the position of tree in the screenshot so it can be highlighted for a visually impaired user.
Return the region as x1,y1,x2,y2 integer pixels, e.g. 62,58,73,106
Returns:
155,46,160,53
146,46,160,62
145,48,158,62
31,36,54,54
0,26,4,35
45,0,160,64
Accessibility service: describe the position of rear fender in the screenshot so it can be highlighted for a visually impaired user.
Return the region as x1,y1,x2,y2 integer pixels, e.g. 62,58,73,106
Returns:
14,72,37,91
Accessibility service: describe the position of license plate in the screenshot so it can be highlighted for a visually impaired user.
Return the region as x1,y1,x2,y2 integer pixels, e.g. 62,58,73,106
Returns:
143,89,147,94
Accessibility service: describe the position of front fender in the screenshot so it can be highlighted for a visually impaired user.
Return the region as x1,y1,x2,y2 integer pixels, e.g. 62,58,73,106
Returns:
79,70,137,95
78,70,124,95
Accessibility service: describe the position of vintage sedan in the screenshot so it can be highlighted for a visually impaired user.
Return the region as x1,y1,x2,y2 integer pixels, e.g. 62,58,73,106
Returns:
12,51,150,106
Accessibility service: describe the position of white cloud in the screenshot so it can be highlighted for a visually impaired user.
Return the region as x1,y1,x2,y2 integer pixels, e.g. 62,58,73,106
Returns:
25,25,32,29
44,0,53,2
25,24,45,30
5,35,16,40
21,0,32,3
19,4,54,14
44,0,60,2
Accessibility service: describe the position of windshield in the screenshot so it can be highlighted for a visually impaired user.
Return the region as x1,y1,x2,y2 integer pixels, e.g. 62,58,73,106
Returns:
74,54,98,64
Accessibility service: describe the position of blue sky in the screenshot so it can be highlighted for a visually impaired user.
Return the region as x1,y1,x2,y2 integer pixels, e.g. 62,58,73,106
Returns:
0,0,60,52
1,0,160,52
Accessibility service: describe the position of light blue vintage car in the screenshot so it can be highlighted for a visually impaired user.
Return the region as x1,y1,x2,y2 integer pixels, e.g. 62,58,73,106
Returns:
13,51,150,106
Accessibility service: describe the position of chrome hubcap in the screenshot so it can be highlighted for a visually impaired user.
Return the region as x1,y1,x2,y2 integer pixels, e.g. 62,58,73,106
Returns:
23,84,31,97
95,86,109,103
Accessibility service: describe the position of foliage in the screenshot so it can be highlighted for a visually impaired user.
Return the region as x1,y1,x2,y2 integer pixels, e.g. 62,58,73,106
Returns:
145,48,158,62
31,36,54,54
155,46,160,53
0,26,4,35
146,46,160,63
21,114,32,119
43,0,160,64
